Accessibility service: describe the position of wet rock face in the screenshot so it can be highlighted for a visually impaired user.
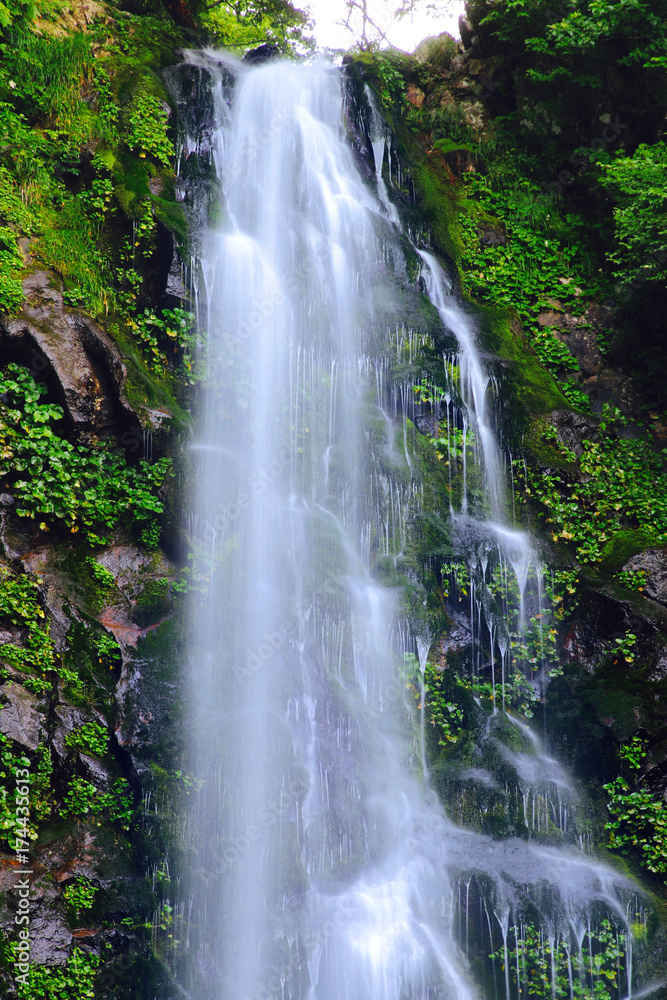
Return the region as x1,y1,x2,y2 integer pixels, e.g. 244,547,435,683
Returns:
0,682,45,750
243,43,280,65
623,548,667,605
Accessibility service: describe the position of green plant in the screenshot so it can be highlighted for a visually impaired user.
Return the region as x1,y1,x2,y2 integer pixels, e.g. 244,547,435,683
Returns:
604,778,667,875
423,661,465,746
63,878,97,921
459,173,592,410
0,364,170,542
90,630,122,665
127,93,173,167
84,557,115,588
0,224,23,312
65,722,109,757
517,405,667,563
611,630,637,665
598,142,667,294
62,776,135,830
14,945,99,1000
490,919,625,1000
604,737,667,878
616,568,646,592
0,734,32,848
0,568,55,678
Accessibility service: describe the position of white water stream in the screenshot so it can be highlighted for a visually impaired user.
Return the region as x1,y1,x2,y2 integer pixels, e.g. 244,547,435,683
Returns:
175,55,643,1000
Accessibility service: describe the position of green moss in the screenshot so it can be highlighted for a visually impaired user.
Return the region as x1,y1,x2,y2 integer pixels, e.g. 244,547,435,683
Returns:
151,196,188,242
478,307,570,420
133,577,170,627
410,158,462,266
599,530,662,574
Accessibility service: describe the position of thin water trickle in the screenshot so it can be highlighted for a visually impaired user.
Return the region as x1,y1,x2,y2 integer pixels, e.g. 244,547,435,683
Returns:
173,55,646,1000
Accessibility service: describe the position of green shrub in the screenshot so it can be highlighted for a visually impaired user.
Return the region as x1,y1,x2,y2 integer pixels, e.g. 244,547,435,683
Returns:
518,405,667,563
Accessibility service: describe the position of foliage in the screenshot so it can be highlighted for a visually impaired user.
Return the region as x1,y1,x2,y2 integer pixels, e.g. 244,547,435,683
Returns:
598,143,667,290
84,557,116,589
14,946,100,1000
65,722,109,757
63,877,98,921
375,53,408,108
62,776,135,830
490,919,625,1000
616,568,646,592
91,630,122,664
127,93,173,167
423,660,464,745
528,0,667,71
0,364,170,541
0,733,31,847
0,224,23,312
516,405,667,563
458,173,592,409
129,307,205,383
604,738,667,877
201,0,313,51
0,567,55,678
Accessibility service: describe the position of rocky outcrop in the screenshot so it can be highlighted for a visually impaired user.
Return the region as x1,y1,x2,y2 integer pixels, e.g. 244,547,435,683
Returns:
0,269,172,438
623,547,667,606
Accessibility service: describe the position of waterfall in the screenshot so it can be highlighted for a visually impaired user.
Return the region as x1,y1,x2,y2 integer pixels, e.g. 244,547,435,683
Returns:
174,55,643,1000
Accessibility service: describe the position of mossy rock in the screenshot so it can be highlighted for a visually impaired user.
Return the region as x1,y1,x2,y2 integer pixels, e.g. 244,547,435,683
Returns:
476,308,570,416
132,578,171,627
599,529,661,573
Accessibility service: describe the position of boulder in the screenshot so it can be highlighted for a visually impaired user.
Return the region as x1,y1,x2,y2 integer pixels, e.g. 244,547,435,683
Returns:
623,548,667,606
0,681,44,750
243,44,280,65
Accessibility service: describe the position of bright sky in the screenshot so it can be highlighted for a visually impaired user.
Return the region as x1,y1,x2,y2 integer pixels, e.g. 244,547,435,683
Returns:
303,0,466,53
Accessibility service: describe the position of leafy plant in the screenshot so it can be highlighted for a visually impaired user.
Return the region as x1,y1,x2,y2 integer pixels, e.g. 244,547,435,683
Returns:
127,93,173,167
616,568,646,592
598,142,667,292
65,722,109,757
604,738,667,878
459,172,592,409
490,919,625,1000
0,224,23,312
63,878,97,921
423,661,465,746
84,557,116,588
0,364,170,542
14,946,100,1000
62,776,135,830
0,733,32,848
0,568,55,678
517,405,667,563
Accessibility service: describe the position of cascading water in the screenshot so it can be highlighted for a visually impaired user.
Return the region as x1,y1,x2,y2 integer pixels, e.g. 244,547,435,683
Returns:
173,54,648,1000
